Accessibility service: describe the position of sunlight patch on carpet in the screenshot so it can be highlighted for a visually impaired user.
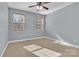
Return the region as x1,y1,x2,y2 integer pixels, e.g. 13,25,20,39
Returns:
32,48,61,57
53,40,72,46
23,44,42,51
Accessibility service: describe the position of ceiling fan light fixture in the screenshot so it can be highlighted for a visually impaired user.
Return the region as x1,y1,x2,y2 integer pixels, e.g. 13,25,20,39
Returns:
28,2,49,11
37,6,43,10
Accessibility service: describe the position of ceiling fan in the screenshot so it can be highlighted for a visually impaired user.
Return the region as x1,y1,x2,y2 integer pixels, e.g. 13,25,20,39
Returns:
28,2,50,11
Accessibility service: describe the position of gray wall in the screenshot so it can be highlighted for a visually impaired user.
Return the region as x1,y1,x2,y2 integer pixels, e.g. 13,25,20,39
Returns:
46,2,79,45
8,8,45,41
0,3,8,56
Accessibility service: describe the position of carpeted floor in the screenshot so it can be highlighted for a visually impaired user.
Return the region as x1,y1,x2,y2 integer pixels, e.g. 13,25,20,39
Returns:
3,38,79,57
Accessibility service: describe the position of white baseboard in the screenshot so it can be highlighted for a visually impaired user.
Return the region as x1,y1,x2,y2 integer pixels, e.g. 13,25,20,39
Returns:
0,43,8,57
41,36,79,48
45,36,72,46
53,34,79,49
2,36,48,57
8,36,48,44
8,36,79,49
1,36,79,57
43,36,56,41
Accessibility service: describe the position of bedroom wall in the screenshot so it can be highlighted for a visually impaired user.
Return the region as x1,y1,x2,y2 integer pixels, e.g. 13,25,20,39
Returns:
0,3,8,56
8,8,45,41
46,2,79,45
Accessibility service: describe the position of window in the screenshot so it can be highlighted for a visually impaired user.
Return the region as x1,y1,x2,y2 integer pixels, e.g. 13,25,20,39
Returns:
36,16,44,32
12,13,25,32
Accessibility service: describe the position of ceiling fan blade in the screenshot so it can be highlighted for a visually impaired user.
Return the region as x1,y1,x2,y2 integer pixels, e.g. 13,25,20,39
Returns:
29,5,38,8
42,6,48,10
37,2,42,5
42,2,50,5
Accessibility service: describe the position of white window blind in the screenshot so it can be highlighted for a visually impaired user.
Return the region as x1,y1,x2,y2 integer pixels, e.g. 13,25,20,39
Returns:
36,16,44,32
12,13,25,32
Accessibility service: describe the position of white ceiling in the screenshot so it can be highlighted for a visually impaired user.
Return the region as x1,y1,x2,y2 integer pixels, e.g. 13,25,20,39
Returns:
7,2,74,15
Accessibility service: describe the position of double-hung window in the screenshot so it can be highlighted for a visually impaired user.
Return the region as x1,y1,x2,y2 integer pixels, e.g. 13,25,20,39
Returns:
36,16,44,32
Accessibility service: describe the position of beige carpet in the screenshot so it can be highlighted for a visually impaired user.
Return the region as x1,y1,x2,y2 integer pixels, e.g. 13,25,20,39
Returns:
32,48,61,57
3,38,79,57
23,44,42,51
53,40,72,46
23,44,61,57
